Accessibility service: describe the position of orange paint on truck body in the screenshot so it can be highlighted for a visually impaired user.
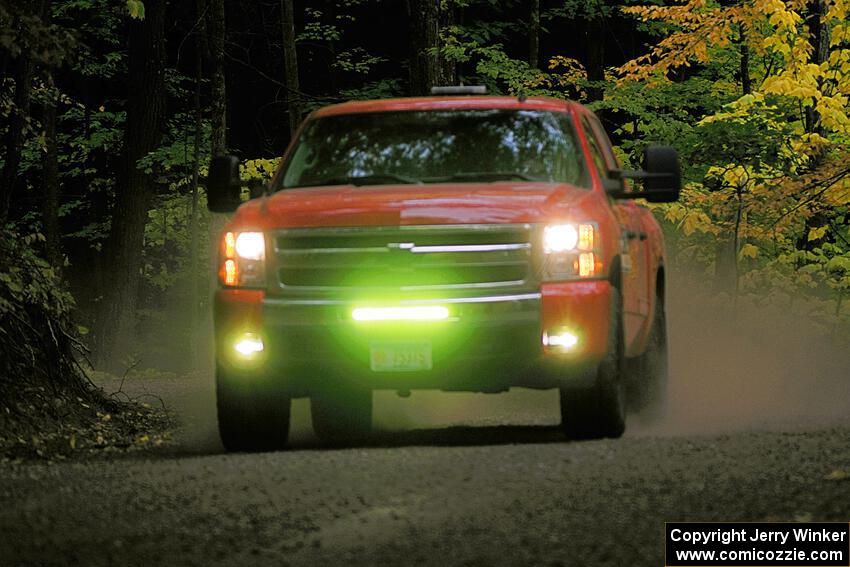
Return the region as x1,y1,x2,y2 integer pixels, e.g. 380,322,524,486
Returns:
541,281,612,363
215,96,668,391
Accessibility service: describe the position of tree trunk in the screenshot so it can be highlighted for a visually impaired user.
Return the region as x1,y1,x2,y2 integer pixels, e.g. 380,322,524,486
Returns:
804,0,829,135
739,39,751,95
585,14,605,102
208,0,226,155
188,0,207,370
438,3,456,85
529,0,540,69
42,71,61,268
205,0,229,374
95,0,168,367
323,0,339,100
407,0,440,95
715,186,744,293
281,0,302,136
714,237,738,292
0,49,35,221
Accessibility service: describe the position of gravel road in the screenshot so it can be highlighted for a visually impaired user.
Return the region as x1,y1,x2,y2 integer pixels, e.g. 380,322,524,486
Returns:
2,295,850,566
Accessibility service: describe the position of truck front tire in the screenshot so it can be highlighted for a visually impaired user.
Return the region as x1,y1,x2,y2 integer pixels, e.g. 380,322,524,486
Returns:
628,292,669,421
216,369,291,452
559,287,627,440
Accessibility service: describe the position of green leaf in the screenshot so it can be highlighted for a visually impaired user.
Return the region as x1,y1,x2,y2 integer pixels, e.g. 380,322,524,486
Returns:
738,244,759,259
807,226,828,241
126,0,145,20
826,257,850,274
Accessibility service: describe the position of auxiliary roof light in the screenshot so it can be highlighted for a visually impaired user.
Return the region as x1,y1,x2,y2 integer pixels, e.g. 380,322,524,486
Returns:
352,306,450,322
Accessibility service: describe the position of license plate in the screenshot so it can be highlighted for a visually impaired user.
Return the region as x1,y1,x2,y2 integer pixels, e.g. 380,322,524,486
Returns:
369,342,432,372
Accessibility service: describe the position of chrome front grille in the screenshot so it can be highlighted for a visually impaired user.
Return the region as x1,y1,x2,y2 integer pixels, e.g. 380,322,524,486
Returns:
272,224,534,292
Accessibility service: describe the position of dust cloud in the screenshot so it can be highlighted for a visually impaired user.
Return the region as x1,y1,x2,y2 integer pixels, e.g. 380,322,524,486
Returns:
367,269,850,439
367,266,850,439
643,270,850,436
112,268,850,450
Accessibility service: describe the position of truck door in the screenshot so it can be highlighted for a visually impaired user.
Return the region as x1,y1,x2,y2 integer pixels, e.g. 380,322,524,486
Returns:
580,114,650,350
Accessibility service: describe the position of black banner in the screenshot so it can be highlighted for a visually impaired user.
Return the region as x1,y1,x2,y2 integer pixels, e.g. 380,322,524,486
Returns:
666,522,850,566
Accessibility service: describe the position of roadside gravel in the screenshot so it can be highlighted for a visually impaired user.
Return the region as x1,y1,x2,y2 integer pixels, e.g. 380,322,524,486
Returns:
1,382,848,566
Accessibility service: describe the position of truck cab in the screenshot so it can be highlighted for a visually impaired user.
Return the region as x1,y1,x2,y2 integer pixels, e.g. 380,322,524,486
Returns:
207,92,680,450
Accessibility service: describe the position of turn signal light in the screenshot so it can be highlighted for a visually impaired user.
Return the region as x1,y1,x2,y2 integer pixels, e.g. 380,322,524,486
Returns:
224,231,236,259
578,224,594,250
222,259,238,286
578,252,595,277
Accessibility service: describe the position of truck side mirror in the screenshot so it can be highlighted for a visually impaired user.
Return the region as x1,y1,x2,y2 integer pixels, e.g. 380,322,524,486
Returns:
642,145,681,203
207,155,242,213
607,145,681,203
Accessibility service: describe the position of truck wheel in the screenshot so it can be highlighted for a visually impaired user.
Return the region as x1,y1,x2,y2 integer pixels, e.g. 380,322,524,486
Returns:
311,386,373,444
559,287,627,439
628,293,669,421
216,369,291,452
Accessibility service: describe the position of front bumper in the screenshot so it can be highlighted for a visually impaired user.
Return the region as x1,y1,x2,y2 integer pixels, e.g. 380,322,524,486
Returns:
214,281,612,395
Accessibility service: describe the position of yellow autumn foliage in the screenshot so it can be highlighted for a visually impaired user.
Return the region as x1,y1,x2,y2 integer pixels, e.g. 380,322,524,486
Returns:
619,0,850,325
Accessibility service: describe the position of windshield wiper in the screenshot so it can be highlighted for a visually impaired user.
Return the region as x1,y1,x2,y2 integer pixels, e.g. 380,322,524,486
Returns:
296,173,422,188
426,171,546,183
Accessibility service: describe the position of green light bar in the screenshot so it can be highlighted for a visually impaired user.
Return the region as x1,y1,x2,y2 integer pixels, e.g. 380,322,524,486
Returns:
352,306,450,322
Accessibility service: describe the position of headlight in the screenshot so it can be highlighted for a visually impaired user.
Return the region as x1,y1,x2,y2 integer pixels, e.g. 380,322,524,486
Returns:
543,224,579,253
235,232,265,260
220,231,266,287
541,222,599,280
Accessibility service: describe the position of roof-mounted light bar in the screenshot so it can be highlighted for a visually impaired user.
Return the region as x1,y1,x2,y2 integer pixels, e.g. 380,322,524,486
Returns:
430,85,488,96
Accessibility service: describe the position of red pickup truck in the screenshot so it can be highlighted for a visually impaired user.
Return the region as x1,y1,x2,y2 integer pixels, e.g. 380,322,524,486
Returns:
206,90,680,451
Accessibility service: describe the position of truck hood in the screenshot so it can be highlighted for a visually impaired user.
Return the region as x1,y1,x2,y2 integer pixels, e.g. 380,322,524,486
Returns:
232,182,594,229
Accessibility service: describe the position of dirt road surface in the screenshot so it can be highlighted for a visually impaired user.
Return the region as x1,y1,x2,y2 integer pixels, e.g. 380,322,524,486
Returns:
2,292,849,566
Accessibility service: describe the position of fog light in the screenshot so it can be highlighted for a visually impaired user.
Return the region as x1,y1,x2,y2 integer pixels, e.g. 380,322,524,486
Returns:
352,306,449,322
543,329,579,350
234,333,264,356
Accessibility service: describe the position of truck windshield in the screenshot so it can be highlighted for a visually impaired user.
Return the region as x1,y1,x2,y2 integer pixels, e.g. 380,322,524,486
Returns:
278,109,589,189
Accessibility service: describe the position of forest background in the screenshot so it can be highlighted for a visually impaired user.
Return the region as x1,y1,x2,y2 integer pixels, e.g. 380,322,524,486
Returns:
1,0,849,378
